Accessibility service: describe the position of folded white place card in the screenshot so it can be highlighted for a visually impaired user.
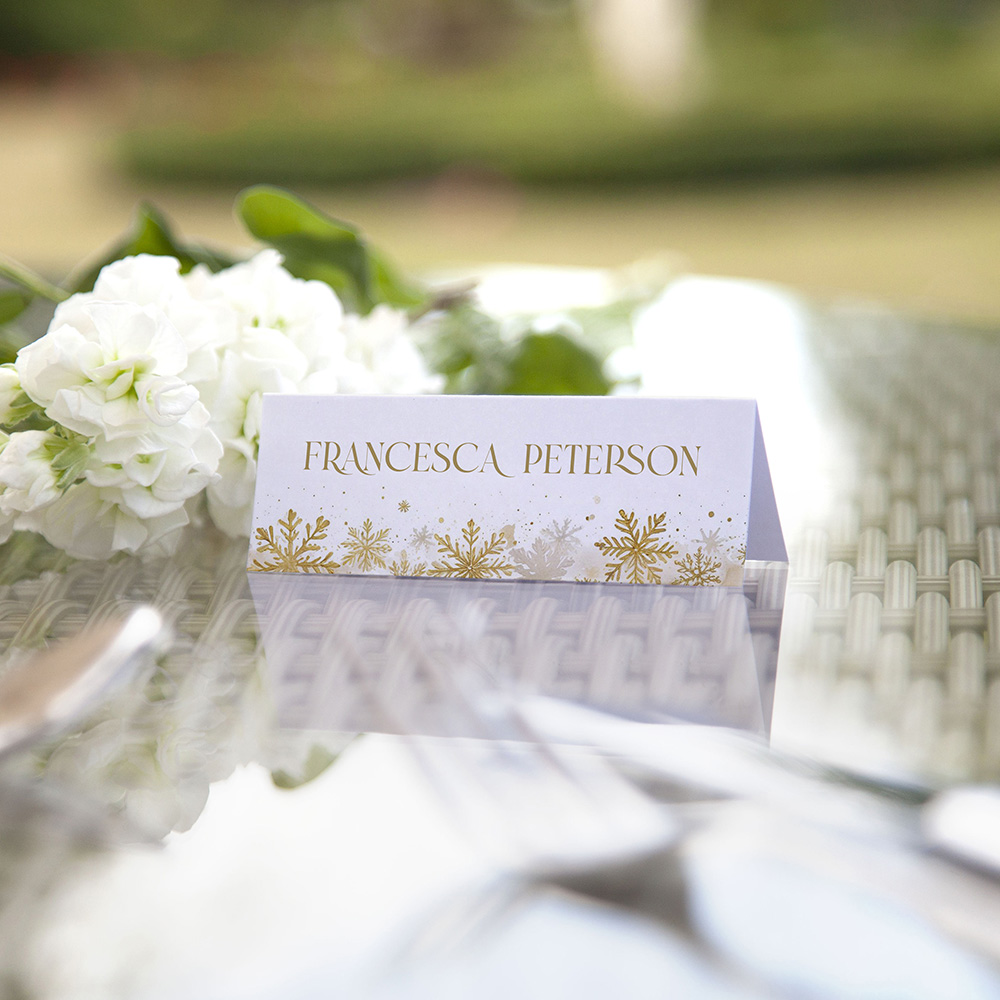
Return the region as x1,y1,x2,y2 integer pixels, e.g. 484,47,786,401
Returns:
249,395,785,585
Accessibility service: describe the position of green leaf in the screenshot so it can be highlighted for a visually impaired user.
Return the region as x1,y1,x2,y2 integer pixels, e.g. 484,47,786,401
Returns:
0,290,32,325
369,249,428,310
69,202,237,293
417,305,510,394
237,185,372,311
497,332,611,396
0,253,67,304
420,306,613,396
44,438,91,490
236,185,426,314
0,531,71,586
0,365,41,426
271,744,341,790
2,399,41,429
0,340,18,367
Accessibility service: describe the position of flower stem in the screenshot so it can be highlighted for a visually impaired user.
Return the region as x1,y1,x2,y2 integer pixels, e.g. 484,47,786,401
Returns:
0,253,69,303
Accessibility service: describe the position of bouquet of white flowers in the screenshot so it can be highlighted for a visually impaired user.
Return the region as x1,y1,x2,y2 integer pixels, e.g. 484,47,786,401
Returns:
0,251,437,559
0,187,615,563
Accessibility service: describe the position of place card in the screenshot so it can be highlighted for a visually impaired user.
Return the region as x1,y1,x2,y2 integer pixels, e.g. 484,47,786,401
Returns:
248,395,785,585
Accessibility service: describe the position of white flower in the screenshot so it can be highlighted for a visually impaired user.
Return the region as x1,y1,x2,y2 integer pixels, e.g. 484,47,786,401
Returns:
207,332,308,429
197,346,303,537
340,305,442,395
0,429,62,516
204,249,345,371
6,249,443,553
21,480,191,560
8,273,228,559
89,252,189,308
86,422,222,521
16,301,199,440
188,256,441,536
184,251,346,536
0,364,27,425
30,401,223,559
205,443,258,538
62,254,237,386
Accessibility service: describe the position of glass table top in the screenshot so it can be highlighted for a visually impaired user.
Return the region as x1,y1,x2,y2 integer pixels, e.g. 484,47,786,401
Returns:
2,279,1000,998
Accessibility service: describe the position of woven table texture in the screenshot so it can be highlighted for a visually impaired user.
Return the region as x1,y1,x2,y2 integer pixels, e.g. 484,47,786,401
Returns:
776,311,1000,780
250,567,786,738
0,306,997,784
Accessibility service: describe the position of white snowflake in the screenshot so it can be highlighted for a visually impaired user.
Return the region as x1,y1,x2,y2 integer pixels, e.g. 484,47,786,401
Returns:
510,535,576,580
409,524,434,551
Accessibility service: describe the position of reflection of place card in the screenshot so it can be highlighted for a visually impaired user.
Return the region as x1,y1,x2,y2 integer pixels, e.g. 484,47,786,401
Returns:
248,570,788,736
249,395,785,585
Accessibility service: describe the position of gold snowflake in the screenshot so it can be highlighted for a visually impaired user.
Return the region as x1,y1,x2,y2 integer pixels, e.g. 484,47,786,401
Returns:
398,500,411,512
389,550,427,577
250,509,340,573
341,518,392,571
429,518,514,580
594,509,677,584
734,543,746,565
673,547,723,586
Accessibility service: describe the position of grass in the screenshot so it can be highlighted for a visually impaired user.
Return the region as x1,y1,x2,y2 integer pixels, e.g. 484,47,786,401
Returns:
119,19,1000,187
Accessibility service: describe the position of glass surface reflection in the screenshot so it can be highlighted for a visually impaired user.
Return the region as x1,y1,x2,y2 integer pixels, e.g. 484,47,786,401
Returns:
0,282,999,997
250,564,788,740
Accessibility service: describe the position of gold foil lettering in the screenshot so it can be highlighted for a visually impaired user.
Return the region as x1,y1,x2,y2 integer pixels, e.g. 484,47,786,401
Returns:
385,441,410,472
324,441,344,473
342,443,372,475
453,442,478,473
301,438,699,478
680,445,700,476
626,443,646,473
413,441,431,473
432,442,452,473
481,443,513,478
364,441,384,473
647,445,678,476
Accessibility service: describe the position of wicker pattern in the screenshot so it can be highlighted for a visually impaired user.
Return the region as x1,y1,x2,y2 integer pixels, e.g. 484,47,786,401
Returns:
0,544,258,652
250,566,787,737
0,307,997,783
0,551,786,751
777,314,1000,780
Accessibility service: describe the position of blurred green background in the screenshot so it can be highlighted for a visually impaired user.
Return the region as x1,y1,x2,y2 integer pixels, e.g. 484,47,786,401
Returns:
3,0,1000,319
